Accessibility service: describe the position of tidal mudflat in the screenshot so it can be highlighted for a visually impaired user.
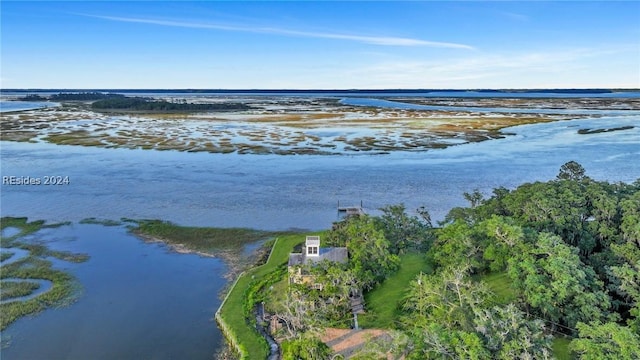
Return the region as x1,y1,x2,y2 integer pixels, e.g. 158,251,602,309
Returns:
0,96,601,155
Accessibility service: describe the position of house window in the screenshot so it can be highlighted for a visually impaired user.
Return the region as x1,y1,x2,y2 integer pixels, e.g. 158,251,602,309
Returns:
308,246,318,255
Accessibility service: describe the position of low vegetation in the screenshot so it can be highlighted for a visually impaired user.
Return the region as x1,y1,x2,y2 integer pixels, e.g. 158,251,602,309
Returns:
2,95,586,155
0,281,41,301
130,219,275,254
1,217,88,330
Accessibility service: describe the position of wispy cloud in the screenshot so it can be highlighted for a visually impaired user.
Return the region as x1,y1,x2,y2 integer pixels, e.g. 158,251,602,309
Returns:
498,11,529,22
343,46,637,88
79,14,474,49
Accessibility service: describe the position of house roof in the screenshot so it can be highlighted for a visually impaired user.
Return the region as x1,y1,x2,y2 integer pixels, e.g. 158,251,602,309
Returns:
288,247,348,267
288,253,304,266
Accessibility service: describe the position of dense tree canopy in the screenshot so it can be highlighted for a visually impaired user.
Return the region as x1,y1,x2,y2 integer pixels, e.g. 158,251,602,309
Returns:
569,321,640,360
375,204,434,254
326,215,400,290
91,97,252,111
272,162,639,359
508,232,613,329
402,162,639,358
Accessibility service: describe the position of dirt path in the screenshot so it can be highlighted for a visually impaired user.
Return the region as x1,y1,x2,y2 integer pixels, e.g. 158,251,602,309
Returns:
321,328,390,357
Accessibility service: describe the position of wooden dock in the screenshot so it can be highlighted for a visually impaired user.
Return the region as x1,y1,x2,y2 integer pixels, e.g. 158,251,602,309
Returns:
337,201,366,217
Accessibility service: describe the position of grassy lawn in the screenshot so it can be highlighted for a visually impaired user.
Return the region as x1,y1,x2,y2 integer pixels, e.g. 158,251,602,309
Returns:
217,232,322,358
263,277,289,314
479,271,517,304
553,336,572,360
359,252,432,329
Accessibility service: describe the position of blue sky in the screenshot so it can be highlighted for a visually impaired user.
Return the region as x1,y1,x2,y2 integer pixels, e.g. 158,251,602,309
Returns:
1,1,639,89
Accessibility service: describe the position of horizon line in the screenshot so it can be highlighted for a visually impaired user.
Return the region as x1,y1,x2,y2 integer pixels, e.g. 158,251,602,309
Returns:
3,88,639,92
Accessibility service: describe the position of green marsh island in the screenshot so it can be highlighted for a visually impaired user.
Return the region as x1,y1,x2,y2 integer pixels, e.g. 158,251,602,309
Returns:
0,218,89,331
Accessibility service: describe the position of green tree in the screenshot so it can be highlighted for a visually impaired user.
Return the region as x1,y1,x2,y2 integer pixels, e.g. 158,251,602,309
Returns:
375,204,434,254
281,335,333,360
569,321,640,360
557,160,587,181
507,232,612,330
609,241,640,332
474,304,553,359
442,189,486,225
338,216,400,289
620,190,640,244
481,216,526,272
417,324,489,360
402,266,492,331
428,220,485,271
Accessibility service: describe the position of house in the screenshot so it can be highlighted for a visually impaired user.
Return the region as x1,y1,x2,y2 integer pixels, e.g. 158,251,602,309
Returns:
288,236,348,287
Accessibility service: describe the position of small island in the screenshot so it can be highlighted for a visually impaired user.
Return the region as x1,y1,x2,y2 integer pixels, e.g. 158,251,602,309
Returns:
16,92,254,113
91,97,253,113
577,125,635,135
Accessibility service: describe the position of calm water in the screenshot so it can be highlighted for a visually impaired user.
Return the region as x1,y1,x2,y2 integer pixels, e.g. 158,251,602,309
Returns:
1,95,639,358
0,101,58,113
1,224,226,359
1,115,639,230
340,97,640,116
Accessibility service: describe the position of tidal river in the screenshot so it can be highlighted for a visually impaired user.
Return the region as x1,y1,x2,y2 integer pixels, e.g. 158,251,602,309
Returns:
1,103,639,358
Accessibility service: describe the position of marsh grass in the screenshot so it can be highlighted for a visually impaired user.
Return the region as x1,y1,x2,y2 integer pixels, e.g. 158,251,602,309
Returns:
130,220,279,255
0,256,79,330
577,125,634,135
1,252,14,262
80,217,122,226
0,217,88,330
0,281,41,300
2,100,575,155
0,255,79,329
1,217,46,244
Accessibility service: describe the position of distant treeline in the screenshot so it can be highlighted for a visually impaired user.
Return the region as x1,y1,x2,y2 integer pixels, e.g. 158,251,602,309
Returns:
51,92,126,101
17,94,48,101
91,97,252,112
10,88,630,95
18,92,126,101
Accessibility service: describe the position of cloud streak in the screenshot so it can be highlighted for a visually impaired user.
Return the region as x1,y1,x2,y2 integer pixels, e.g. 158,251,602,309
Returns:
343,46,637,88
81,14,474,49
